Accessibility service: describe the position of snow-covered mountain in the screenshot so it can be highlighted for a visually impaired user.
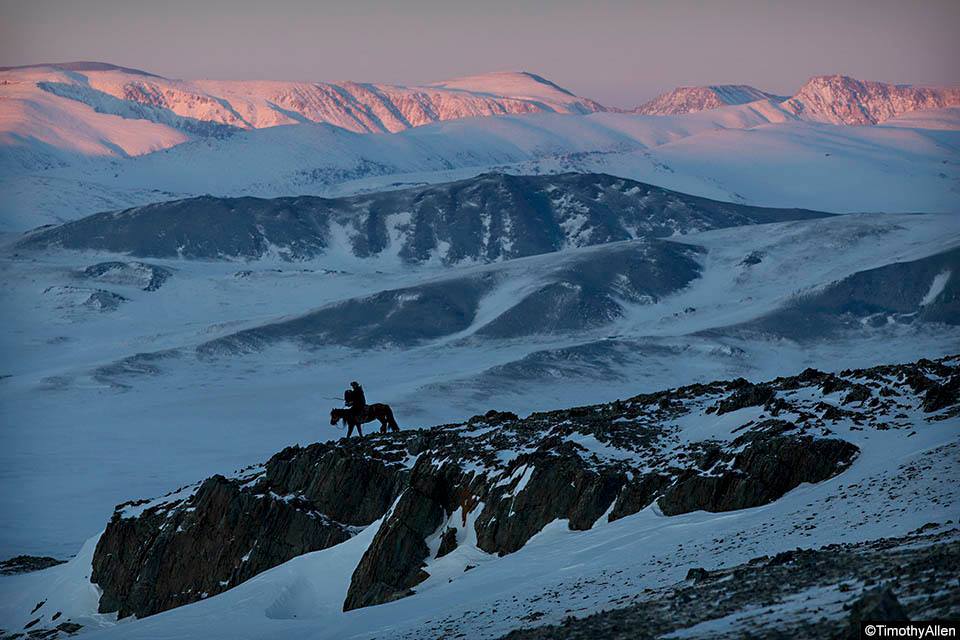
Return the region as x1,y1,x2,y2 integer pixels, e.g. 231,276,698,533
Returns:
17,173,828,263
633,76,960,124
782,74,960,125
634,85,785,115
0,62,605,163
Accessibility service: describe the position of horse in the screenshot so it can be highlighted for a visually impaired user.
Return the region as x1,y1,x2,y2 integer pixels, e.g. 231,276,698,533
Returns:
330,403,400,439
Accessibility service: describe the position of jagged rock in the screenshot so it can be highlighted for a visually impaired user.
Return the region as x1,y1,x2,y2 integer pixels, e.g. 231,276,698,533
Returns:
685,567,709,583
475,449,624,555
608,473,671,522
262,442,408,525
0,556,66,575
92,443,409,619
343,457,456,611
842,384,871,405
923,376,959,413
93,475,352,618
714,384,775,415
658,435,858,516
845,588,908,638
436,527,459,558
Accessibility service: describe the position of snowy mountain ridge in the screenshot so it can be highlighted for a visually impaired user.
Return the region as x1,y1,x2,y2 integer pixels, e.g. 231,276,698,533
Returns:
634,85,786,115
635,75,960,123
783,74,960,125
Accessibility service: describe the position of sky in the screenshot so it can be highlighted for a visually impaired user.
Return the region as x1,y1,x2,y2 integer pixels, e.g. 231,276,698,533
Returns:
1,0,958,107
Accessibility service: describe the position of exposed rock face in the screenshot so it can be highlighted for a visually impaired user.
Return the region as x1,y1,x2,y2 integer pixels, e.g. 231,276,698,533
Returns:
608,473,670,522
343,457,456,611
92,441,409,619
474,447,625,554
634,85,785,115
782,75,960,125
657,434,859,516
712,382,776,415
17,172,829,262
89,356,957,618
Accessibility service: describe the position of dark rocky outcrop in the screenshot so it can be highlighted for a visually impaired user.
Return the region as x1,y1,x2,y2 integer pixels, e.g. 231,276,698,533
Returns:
343,458,458,611
845,588,909,638
93,475,352,618
658,434,859,516
474,449,625,554
923,375,959,413
608,473,671,522
0,555,66,575
92,441,409,619
712,383,776,415
436,527,459,558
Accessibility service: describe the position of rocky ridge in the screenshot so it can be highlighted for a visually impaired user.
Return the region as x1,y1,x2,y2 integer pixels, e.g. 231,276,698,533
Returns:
83,356,957,620
16,172,829,262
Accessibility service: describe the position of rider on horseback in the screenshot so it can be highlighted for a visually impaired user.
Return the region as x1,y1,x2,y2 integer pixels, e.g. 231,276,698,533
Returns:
344,381,366,423
332,381,399,438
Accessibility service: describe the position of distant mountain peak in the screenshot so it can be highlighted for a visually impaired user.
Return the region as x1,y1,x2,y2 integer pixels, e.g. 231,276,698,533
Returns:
634,85,785,115
0,60,163,77
782,75,960,124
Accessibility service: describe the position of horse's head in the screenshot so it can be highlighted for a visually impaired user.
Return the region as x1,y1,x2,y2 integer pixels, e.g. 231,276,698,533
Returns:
330,409,340,426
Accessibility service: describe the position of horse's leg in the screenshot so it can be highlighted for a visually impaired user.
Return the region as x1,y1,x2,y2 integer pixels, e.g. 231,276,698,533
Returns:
347,422,354,438
387,407,400,432
358,423,363,438
379,416,388,435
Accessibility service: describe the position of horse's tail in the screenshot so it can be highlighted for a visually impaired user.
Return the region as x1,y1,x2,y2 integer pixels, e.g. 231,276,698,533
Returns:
386,406,400,432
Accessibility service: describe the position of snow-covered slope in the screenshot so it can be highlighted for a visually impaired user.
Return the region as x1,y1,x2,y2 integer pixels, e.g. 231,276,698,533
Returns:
3,101,957,232
634,85,786,115
782,75,960,125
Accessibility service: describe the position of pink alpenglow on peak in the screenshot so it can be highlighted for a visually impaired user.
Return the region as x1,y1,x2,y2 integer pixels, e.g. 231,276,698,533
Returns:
781,75,960,125
634,85,786,115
